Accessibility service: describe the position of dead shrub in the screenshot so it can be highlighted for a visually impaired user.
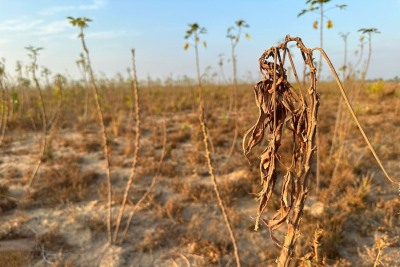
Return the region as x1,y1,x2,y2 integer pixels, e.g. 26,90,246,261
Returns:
84,214,108,233
135,224,174,252
36,228,73,252
23,160,99,207
183,233,232,265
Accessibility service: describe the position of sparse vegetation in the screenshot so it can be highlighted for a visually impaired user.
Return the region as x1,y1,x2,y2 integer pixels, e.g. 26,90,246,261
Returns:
0,6,398,267
68,16,113,244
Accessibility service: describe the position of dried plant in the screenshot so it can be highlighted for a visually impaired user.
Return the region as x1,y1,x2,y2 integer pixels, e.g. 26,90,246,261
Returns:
76,53,90,128
243,35,399,266
243,35,319,266
68,16,113,244
185,22,241,266
25,46,48,188
299,225,325,267
119,119,167,244
373,235,398,267
0,59,9,146
113,48,141,244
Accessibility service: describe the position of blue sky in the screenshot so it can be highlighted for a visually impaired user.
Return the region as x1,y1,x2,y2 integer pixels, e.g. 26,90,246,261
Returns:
0,0,399,82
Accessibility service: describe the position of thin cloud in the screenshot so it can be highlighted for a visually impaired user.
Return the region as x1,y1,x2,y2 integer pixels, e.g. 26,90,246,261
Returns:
79,0,107,10
39,6,74,16
86,30,127,40
0,17,71,40
31,20,72,36
39,0,107,16
0,17,44,32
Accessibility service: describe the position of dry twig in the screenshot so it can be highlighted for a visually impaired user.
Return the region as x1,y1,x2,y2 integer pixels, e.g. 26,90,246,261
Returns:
119,119,167,244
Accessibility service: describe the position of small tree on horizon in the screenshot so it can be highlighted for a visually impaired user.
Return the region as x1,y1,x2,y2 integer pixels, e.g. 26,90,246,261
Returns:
226,19,250,111
225,19,250,160
184,23,207,87
358,27,380,82
339,32,350,81
298,0,347,80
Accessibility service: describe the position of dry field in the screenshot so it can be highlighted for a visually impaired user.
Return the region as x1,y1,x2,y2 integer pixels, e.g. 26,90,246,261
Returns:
0,80,399,266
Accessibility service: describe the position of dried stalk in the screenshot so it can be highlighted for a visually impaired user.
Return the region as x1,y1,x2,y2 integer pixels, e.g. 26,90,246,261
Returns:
199,100,241,267
119,119,167,244
113,49,141,243
48,76,64,131
372,236,398,267
186,23,241,266
299,225,324,267
315,48,399,186
27,52,48,188
78,27,113,244
0,79,8,146
76,54,90,129
313,226,324,266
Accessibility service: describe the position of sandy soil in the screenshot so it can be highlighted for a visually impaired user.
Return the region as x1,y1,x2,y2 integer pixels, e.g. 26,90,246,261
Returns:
0,84,399,266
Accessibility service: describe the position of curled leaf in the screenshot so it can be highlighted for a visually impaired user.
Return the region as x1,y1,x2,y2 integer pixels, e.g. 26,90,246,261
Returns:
298,9,308,17
326,20,334,29
313,20,318,30
184,43,189,50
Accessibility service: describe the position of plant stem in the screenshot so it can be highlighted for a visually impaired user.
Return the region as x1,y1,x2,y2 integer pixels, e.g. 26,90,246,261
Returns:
316,47,399,185
113,49,141,244
27,57,48,188
199,102,241,267
277,46,319,266
0,81,9,146
318,1,324,81
120,119,166,244
193,33,241,266
194,34,202,88
226,30,239,160
361,33,372,82
79,28,113,244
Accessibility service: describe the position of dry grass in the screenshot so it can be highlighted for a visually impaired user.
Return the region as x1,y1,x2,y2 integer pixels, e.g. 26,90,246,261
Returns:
0,251,31,267
0,65,398,265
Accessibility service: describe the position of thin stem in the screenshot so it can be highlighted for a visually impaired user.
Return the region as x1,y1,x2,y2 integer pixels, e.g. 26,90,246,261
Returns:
361,33,372,82
113,49,141,243
226,30,239,160
0,81,8,146
80,29,113,244
194,34,241,265
27,58,48,188
315,47,399,185
343,34,348,81
318,2,324,81
194,34,202,88
199,102,241,267
119,119,166,244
